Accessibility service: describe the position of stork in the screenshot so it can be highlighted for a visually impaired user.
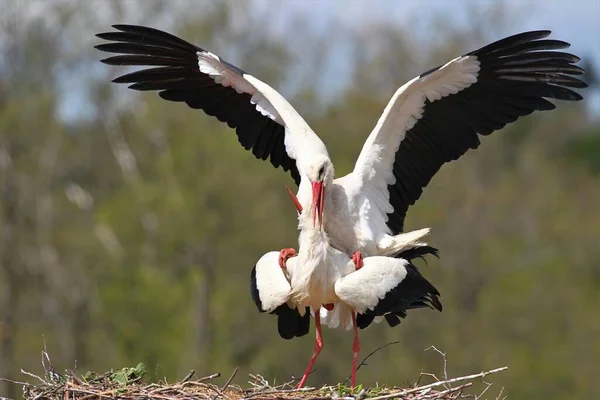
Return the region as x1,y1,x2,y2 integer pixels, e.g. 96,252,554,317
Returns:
96,25,587,262
251,241,441,388
250,191,439,388
96,25,586,387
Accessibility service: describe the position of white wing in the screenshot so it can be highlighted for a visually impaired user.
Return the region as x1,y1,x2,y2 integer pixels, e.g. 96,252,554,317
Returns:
252,251,292,313
334,257,408,314
344,31,586,234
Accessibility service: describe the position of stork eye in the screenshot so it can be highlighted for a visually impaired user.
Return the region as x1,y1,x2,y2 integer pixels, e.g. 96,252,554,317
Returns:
318,166,325,179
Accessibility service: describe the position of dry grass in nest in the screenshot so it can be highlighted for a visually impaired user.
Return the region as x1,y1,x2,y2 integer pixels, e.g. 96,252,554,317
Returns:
1,346,507,400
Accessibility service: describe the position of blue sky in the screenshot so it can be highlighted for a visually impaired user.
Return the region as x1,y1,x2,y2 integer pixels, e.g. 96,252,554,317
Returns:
263,0,600,113
271,0,599,61
55,0,600,121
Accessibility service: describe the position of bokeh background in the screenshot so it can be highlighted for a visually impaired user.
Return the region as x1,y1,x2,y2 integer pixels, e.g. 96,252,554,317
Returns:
1,0,600,398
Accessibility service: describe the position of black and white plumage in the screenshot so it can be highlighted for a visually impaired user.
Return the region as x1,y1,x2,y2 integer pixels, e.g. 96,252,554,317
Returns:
96,25,587,259
96,25,304,183
352,246,442,329
250,243,441,388
97,26,586,387
250,253,310,340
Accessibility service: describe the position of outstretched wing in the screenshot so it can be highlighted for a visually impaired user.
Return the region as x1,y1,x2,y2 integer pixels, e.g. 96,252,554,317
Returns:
350,31,587,233
96,24,328,185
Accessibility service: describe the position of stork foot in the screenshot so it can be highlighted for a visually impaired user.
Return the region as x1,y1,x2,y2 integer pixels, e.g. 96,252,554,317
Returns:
352,251,363,270
279,248,297,269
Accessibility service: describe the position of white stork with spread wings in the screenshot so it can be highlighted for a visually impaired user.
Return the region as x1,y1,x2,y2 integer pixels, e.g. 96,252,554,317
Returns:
96,25,587,259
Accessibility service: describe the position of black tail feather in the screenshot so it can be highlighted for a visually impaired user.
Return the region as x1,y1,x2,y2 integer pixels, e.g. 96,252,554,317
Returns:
394,245,440,263
250,265,310,340
275,306,311,340
357,260,442,330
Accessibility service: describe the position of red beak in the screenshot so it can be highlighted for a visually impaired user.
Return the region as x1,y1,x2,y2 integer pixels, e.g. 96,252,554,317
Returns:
285,185,303,213
311,181,325,229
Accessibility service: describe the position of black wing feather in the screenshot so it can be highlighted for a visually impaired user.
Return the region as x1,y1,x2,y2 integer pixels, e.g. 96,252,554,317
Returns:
387,31,587,233
96,24,300,185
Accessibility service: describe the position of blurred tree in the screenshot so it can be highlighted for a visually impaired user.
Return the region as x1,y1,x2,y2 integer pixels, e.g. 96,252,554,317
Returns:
0,0,599,398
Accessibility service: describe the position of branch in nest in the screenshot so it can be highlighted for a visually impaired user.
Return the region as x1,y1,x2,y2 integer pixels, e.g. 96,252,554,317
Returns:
7,345,508,400
368,366,508,400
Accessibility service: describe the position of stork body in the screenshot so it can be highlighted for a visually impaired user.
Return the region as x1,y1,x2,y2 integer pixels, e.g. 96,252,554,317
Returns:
250,216,441,388
96,25,587,259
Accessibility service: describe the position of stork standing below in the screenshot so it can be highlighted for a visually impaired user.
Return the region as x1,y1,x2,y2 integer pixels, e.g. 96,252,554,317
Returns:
251,239,441,388
96,26,588,263
251,193,440,388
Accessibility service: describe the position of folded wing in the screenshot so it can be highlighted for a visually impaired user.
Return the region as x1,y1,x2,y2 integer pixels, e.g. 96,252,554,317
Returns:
334,249,442,329
250,252,309,339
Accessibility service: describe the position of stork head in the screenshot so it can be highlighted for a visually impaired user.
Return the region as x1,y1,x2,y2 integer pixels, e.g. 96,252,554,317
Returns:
304,156,333,229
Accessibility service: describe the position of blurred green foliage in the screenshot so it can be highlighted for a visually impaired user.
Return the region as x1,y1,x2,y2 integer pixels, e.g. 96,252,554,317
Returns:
1,1,599,399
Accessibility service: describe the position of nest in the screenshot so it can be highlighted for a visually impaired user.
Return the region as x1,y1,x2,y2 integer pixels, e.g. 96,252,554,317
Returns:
3,348,507,400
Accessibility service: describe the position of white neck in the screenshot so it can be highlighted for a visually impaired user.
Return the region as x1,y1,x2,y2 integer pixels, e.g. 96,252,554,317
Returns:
289,223,334,307
298,225,330,256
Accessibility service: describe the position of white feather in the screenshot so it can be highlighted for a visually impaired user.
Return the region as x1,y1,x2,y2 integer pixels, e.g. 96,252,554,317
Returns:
197,51,255,94
243,75,329,164
319,303,354,331
254,251,292,312
329,56,480,254
334,257,409,314
197,51,329,171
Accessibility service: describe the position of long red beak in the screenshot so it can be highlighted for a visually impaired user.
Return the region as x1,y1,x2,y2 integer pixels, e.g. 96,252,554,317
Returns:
311,181,325,229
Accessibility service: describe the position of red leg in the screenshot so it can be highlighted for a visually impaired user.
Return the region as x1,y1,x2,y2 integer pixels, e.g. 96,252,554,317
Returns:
279,248,297,269
352,251,363,270
351,312,360,389
297,308,323,388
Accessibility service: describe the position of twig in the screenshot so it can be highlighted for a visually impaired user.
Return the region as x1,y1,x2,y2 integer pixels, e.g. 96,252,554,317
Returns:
425,345,452,389
69,387,119,400
418,372,440,384
272,377,297,390
368,367,508,400
41,336,59,384
243,386,317,398
356,341,402,372
220,367,239,393
247,374,270,389
0,377,31,386
180,370,195,384
198,373,221,383
495,386,506,400
423,382,472,398
354,388,368,400
425,345,448,383
475,381,493,399
20,370,48,385
202,383,226,400
343,341,402,385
